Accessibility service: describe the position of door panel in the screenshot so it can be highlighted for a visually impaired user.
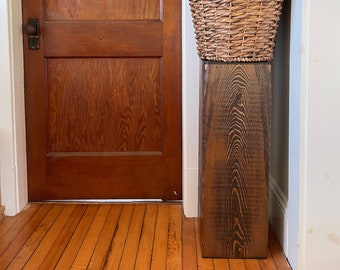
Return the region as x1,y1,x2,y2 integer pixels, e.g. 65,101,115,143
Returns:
45,0,160,20
44,21,163,57
23,0,182,201
48,58,162,152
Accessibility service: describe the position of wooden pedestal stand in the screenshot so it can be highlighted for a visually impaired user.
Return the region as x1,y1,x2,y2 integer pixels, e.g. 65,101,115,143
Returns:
199,62,271,258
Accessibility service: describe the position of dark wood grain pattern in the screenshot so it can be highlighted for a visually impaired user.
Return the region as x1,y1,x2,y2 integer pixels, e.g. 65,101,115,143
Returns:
199,62,271,258
23,0,182,201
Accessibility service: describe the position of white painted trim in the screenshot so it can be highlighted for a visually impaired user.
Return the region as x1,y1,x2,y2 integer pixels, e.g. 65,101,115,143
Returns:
288,0,310,268
0,0,27,216
182,0,200,217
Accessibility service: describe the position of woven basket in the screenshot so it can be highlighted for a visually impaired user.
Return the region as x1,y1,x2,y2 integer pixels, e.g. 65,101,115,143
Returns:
190,0,284,62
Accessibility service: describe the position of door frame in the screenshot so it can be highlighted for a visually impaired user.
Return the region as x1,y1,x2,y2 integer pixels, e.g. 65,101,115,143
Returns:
2,0,188,214
0,0,27,215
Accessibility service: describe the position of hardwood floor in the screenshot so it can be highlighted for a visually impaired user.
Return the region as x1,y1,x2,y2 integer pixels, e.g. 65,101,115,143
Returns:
0,203,291,269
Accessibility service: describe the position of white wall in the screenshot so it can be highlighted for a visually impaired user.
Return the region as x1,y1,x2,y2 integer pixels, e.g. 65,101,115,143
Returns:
0,0,27,216
302,0,340,269
288,0,309,268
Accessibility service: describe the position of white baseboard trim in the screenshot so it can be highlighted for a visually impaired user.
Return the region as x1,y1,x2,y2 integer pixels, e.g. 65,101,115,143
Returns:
183,168,198,217
269,174,289,254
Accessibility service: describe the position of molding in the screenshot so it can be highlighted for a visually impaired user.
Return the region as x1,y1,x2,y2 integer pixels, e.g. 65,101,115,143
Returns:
269,174,289,253
269,174,288,211
182,168,198,217
0,0,27,216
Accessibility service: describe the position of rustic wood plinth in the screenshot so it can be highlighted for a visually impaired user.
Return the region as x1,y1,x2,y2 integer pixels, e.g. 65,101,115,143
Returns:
199,62,271,258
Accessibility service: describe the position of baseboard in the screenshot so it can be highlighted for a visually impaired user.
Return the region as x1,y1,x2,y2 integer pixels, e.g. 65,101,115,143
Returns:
183,168,199,217
269,174,289,254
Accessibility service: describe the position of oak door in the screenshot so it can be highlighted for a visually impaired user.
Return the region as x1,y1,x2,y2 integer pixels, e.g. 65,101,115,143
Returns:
22,0,182,201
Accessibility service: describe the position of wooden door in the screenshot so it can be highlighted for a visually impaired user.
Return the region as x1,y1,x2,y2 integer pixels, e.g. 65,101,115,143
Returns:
22,0,182,201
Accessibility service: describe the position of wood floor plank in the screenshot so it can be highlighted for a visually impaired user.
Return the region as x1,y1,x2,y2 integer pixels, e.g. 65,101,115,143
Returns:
87,204,123,270
258,249,277,270
0,203,291,270
214,258,230,270
39,204,87,269
0,204,53,268
135,204,158,270
195,219,214,270
71,204,111,270
150,204,170,270
0,204,39,239
54,205,99,270
23,204,77,269
104,204,134,270
0,204,40,254
229,259,247,270
119,204,146,270
268,229,290,269
182,217,198,270
167,205,182,270
244,259,261,270
3,204,61,270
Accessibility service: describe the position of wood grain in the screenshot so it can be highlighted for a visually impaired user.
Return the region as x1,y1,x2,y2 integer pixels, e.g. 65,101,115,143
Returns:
54,205,99,270
135,204,158,270
44,21,163,57
199,63,271,258
195,220,214,270
268,228,291,269
150,204,170,270
0,204,54,269
258,249,277,270
87,205,122,270
244,259,262,270
167,205,182,270
71,205,111,269
23,0,182,201
182,217,198,269
0,203,291,270
7,206,62,269
0,204,40,258
45,0,160,20
38,205,87,269
23,204,78,269
104,204,134,270
213,259,230,270
48,58,161,153
119,204,146,269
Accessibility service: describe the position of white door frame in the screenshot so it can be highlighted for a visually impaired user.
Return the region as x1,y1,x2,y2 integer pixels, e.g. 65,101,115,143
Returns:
0,0,27,216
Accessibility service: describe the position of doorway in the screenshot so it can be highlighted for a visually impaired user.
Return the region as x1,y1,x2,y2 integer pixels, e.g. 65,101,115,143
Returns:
22,0,182,201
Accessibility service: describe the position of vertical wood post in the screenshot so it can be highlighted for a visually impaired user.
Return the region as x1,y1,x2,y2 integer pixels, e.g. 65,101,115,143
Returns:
199,62,271,258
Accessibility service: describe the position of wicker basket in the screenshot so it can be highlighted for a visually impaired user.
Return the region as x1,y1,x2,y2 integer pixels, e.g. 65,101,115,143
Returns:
190,0,284,62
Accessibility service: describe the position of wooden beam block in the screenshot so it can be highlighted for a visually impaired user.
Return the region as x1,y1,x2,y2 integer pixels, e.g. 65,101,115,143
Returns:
199,62,271,258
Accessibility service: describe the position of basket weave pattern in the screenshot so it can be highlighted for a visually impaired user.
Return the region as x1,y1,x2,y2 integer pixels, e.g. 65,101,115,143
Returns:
190,0,284,62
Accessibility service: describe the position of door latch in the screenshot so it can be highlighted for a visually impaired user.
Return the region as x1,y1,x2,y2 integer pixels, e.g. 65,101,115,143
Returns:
25,19,40,50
